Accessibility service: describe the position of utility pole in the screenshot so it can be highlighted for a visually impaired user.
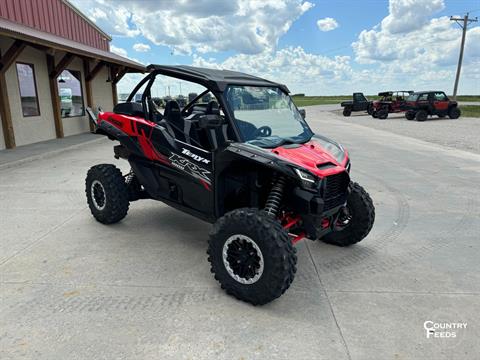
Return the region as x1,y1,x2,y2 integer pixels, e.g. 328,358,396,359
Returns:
450,13,477,99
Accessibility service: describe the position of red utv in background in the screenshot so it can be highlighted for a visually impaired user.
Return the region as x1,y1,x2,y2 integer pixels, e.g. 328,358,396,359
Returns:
404,91,461,121
371,91,413,119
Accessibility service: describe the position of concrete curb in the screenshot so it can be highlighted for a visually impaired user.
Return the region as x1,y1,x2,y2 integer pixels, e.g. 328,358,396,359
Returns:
0,137,105,171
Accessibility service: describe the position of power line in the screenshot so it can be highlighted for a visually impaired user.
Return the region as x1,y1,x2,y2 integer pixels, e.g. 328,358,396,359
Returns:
450,13,478,99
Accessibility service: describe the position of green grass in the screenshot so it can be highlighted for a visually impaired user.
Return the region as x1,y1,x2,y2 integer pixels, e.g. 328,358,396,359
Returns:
291,95,349,106
292,95,480,107
460,105,480,117
456,95,480,102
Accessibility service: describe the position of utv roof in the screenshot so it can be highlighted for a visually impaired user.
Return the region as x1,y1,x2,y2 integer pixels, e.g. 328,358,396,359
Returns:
412,90,444,94
147,64,289,93
378,90,414,96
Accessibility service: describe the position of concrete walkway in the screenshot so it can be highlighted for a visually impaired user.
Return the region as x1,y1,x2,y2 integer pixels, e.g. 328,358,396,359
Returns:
0,133,103,169
0,110,479,359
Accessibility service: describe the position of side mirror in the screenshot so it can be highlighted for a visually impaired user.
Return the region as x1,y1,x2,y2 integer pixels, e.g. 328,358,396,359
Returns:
198,114,224,129
299,108,306,119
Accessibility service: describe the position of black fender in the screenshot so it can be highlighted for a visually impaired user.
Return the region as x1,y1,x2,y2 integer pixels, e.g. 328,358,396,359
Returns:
224,143,299,180
97,121,144,157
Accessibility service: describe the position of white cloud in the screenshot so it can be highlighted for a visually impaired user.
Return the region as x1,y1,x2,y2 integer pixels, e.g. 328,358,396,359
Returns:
110,45,145,67
133,43,151,52
71,0,314,55
382,0,444,33
82,0,479,95
192,46,353,94
351,0,480,94
352,0,479,67
316,17,338,32
110,44,128,57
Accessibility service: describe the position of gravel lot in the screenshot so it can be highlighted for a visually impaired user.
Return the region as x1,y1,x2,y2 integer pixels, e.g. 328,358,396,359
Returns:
1,108,479,359
327,108,480,154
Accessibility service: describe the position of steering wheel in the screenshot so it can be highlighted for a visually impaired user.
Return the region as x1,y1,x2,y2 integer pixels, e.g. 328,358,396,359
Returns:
252,126,272,138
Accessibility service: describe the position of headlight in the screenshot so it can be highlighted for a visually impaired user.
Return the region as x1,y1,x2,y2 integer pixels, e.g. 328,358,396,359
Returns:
294,168,317,189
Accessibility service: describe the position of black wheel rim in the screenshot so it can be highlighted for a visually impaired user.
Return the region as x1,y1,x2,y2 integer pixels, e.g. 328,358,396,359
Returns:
222,235,264,284
91,180,106,210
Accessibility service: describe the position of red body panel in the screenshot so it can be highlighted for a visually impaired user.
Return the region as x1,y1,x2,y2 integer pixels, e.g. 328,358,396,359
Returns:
98,112,169,164
433,101,449,111
271,140,348,178
372,100,405,113
99,112,347,180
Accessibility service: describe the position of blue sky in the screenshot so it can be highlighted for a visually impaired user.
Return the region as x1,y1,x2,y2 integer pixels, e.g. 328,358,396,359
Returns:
72,0,480,95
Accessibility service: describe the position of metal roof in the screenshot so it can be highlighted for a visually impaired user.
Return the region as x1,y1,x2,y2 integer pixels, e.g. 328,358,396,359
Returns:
0,17,145,72
62,0,112,41
147,65,289,92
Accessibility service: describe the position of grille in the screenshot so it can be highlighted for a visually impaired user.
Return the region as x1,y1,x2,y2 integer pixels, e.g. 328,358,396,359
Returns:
323,171,349,210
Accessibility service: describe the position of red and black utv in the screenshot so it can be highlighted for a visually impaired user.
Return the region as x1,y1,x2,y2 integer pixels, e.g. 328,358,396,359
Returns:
404,91,461,121
86,65,375,305
371,91,413,119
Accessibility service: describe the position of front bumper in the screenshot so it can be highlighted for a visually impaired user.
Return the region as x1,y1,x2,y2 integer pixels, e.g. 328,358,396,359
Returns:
285,185,347,217
285,171,350,238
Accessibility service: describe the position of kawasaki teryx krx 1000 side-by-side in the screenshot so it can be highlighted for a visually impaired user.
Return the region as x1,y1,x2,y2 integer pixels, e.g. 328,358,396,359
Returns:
86,65,375,305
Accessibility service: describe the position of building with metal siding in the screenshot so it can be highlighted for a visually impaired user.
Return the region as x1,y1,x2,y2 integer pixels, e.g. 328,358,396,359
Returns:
0,0,145,150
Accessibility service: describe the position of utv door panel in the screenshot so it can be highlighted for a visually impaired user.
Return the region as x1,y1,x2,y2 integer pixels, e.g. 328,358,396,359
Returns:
129,161,172,200
434,101,449,111
167,140,214,215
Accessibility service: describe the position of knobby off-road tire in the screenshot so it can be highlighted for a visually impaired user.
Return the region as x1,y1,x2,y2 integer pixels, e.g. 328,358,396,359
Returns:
377,108,389,119
448,107,461,119
321,182,375,247
415,110,428,121
208,208,297,305
86,164,129,224
367,104,374,115
405,111,415,120
343,108,352,117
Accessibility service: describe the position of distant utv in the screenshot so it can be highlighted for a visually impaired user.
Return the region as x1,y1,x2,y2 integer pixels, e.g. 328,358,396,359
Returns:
404,91,461,121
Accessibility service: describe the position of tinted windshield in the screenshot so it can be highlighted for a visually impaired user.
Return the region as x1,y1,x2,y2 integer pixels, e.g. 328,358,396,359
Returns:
407,94,419,101
225,86,312,148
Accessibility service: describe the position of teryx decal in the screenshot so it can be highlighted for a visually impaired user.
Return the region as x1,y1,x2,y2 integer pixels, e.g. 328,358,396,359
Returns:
169,153,211,185
181,148,211,164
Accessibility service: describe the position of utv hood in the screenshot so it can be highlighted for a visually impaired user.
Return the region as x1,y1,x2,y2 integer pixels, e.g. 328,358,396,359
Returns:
271,135,348,177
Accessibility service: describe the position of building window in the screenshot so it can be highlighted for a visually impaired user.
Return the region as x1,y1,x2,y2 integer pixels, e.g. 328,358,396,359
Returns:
58,70,85,118
16,63,40,117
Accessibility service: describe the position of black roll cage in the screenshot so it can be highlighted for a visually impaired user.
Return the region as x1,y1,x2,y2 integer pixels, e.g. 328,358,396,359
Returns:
125,68,307,146
126,70,244,143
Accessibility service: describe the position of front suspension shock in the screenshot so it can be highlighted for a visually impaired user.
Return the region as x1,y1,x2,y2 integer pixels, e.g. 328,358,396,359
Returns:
264,175,286,217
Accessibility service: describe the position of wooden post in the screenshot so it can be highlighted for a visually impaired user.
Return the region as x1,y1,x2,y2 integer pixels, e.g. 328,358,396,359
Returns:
111,66,129,107
0,40,26,72
0,40,26,149
46,53,75,138
83,59,95,131
47,54,64,138
0,71,15,148
85,61,104,81
110,66,118,106
49,53,75,79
